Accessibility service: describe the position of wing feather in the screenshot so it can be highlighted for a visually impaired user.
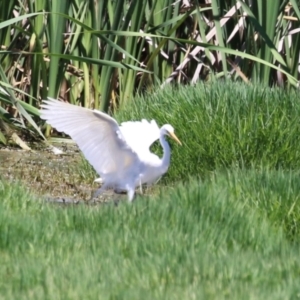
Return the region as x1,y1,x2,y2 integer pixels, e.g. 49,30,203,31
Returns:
40,98,140,186
120,119,160,158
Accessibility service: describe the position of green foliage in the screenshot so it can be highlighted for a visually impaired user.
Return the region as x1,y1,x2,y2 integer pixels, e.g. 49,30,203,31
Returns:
1,0,300,136
226,169,300,242
1,170,300,299
117,81,300,182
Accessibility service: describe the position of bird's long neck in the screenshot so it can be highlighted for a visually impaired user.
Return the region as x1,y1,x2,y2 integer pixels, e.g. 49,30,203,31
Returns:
159,133,171,171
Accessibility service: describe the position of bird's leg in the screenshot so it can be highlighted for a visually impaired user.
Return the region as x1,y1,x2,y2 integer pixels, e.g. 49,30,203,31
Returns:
126,184,135,202
139,176,143,194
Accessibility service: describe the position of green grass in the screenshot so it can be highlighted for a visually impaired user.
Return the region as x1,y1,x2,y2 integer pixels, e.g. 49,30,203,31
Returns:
116,81,300,182
1,168,300,299
2,82,300,298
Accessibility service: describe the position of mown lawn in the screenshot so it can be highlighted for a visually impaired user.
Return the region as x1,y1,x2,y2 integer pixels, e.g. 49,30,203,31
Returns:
1,170,300,299
1,82,300,299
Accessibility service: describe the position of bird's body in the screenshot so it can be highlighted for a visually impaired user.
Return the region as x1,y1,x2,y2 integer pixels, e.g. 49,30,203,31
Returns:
40,98,181,202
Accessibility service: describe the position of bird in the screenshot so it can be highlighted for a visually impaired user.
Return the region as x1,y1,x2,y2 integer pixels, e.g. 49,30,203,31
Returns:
40,98,181,202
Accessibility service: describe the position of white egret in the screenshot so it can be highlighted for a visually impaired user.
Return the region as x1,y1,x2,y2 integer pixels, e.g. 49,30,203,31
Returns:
40,98,181,202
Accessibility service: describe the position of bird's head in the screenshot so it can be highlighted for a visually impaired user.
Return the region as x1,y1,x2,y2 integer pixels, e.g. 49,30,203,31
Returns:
161,124,182,145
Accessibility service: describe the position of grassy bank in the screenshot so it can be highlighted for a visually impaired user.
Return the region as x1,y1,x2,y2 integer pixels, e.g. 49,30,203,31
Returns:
1,168,300,299
1,82,300,299
117,81,300,182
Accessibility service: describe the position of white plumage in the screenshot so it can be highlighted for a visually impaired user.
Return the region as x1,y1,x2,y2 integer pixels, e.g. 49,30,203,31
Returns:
40,98,181,202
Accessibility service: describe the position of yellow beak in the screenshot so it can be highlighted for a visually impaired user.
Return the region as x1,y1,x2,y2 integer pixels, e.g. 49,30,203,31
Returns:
169,132,182,146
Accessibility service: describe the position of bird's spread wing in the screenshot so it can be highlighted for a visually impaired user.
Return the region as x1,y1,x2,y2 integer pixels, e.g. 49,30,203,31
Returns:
40,98,139,183
120,119,160,158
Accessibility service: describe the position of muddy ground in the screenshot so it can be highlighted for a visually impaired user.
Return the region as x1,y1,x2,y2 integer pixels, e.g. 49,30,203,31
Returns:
0,141,131,204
